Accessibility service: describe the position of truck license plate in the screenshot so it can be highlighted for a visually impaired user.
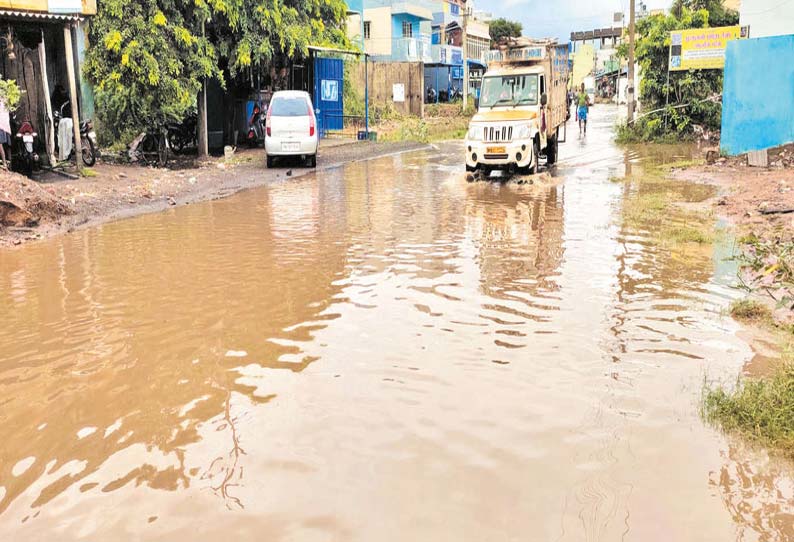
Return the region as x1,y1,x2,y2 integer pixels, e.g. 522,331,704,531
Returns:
487,146,505,154
281,142,300,152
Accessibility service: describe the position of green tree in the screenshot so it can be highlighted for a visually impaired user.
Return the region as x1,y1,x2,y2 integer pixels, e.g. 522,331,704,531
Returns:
85,0,220,140
0,78,23,110
672,0,739,26
210,0,350,77
618,2,737,141
86,0,350,141
489,18,523,45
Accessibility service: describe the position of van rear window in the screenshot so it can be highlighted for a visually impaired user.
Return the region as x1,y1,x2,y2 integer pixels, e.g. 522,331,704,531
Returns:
270,97,310,117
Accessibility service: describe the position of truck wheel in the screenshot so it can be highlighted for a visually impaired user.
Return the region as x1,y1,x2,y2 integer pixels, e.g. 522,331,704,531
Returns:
529,138,540,174
547,134,558,165
266,155,275,168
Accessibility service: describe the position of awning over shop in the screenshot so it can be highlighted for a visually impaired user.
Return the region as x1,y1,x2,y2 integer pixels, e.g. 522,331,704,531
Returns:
0,9,83,21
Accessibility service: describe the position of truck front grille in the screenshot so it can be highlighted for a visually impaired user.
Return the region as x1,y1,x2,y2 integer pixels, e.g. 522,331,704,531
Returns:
484,126,513,143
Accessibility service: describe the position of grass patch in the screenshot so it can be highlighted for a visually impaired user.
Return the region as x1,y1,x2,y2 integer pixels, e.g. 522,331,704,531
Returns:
376,114,471,144
703,355,794,458
657,158,705,171
666,224,713,244
730,298,772,323
614,157,716,246
703,298,794,457
80,168,98,178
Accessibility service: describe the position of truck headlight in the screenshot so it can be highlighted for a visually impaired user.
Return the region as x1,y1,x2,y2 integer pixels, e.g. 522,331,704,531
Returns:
466,125,482,141
515,124,533,140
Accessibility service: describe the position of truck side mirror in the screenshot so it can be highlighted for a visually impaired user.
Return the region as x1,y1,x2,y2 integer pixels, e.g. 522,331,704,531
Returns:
540,93,548,106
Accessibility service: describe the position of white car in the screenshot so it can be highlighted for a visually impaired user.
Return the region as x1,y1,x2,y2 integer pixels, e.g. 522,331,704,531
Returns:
264,90,319,168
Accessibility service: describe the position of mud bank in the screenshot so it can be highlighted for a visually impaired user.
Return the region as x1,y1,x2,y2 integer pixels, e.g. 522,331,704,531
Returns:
671,156,794,242
670,150,794,348
0,141,428,248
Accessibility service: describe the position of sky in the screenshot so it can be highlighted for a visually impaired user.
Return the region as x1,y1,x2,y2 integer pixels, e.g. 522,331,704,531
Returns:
474,0,674,42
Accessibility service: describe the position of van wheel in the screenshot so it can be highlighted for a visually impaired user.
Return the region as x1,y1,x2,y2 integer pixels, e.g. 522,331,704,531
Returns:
266,155,275,168
306,154,317,168
466,164,477,172
547,134,558,165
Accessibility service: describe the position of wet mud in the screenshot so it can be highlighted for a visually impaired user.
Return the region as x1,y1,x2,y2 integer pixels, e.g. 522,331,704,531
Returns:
1,106,793,541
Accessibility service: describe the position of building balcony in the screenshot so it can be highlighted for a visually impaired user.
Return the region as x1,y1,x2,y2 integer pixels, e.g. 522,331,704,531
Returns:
392,36,432,62
430,44,463,65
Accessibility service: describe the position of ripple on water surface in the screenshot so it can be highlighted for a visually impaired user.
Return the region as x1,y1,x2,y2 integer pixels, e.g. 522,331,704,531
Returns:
0,108,791,541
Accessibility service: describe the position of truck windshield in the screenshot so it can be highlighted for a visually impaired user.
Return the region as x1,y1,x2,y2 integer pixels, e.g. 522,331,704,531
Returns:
479,74,538,108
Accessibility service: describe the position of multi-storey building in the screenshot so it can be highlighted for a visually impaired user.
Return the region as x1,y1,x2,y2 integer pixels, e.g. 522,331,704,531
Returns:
345,0,489,102
346,0,434,62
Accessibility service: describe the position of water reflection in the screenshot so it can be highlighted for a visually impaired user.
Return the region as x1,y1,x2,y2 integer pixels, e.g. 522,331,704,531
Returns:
0,107,787,541
713,443,794,542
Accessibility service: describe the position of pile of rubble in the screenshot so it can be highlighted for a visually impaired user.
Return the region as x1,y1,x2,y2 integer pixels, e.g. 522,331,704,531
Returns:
0,169,73,229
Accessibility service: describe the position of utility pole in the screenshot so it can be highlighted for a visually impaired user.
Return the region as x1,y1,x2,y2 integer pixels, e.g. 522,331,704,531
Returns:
627,0,636,122
197,18,209,159
462,3,469,110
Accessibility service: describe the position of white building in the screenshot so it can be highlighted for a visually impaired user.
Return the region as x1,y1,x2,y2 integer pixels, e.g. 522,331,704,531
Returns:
740,0,794,39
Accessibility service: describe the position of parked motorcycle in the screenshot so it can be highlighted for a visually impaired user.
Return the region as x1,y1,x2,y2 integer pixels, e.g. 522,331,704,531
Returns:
426,87,437,104
246,103,266,148
11,118,40,177
167,114,197,154
450,86,463,101
53,103,98,166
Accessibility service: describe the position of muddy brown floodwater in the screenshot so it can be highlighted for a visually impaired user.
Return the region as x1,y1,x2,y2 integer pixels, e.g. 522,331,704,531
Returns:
2,107,794,541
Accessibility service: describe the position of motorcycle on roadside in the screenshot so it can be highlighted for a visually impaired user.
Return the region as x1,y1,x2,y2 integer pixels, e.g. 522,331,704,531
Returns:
11,117,40,177
53,102,98,167
167,113,197,154
246,103,266,148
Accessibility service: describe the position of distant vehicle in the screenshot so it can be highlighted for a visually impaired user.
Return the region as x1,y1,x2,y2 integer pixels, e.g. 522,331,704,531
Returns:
465,38,570,175
264,91,318,169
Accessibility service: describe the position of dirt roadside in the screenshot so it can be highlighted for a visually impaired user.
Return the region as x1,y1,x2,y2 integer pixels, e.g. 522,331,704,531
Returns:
671,145,794,243
669,143,794,338
0,140,428,248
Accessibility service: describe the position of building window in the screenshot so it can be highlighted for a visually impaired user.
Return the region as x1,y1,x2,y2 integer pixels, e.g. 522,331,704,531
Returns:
364,21,371,40
402,21,413,38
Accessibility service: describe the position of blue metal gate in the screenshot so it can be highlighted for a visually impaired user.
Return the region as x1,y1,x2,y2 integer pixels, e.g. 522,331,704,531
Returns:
313,57,344,137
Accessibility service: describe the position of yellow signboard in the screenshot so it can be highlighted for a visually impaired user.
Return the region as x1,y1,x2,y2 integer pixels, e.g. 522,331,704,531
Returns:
0,0,96,15
669,26,744,71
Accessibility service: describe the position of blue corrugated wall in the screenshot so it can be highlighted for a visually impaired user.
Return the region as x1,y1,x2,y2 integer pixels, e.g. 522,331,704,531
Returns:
721,35,794,155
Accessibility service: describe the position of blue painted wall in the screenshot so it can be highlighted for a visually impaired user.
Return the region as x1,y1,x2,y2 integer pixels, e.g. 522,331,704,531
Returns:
345,0,364,14
721,35,794,155
391,15,421,40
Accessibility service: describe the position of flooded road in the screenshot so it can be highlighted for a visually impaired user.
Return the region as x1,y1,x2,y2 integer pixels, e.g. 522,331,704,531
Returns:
2,106,794,541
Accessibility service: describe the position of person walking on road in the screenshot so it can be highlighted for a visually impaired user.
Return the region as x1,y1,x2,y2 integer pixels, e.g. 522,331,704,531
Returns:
577,83,591,136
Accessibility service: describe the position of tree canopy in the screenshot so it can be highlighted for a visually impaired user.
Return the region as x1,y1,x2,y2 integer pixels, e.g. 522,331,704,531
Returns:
618,1,739,141
86,0,350,140
489,18,523,45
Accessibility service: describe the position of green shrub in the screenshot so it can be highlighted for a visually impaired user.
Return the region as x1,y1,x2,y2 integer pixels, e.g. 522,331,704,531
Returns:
703,360,794,457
